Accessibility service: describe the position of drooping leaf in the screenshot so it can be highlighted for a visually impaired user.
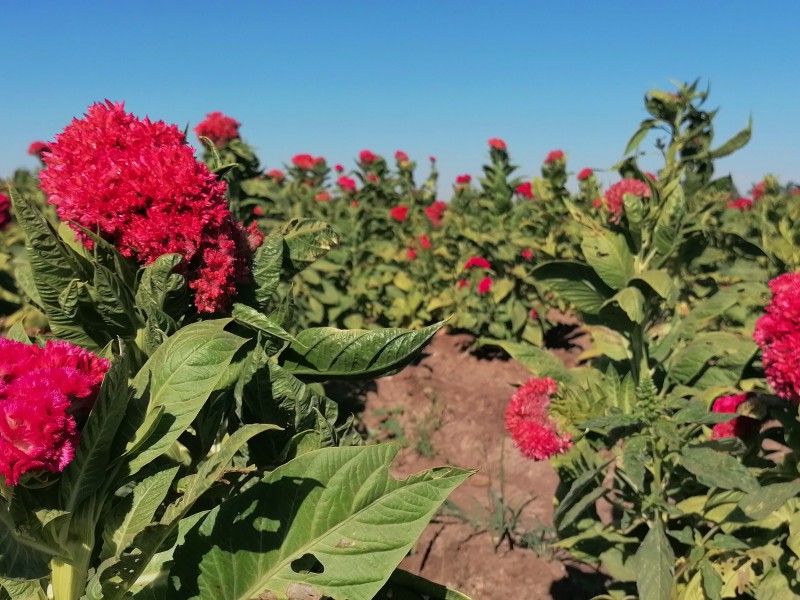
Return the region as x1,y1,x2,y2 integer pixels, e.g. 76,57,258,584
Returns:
681,447,759,493
581,231,634,291
635,521,674,600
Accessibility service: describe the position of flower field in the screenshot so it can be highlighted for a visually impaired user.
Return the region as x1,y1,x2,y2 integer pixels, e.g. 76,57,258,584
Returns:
1,80,799,599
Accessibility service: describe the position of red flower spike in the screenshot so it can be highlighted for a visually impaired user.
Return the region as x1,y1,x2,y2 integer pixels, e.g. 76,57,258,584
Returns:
505,377,572,461
424,201,447,227
710,393,757,439
577,168,593,181
338,176,357,193
603,178,651,221
477,277,493,295
516,182,534,199
194,112,240,148
521,249,533,261
0,194,10,231
464,256,491,270
28,141,51,157
390,206,409,222
359,149,378,164
545,149,564,164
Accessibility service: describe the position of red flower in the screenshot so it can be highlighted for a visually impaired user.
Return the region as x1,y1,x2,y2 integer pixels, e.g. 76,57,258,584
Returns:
315,192,331,202
338,176,357,193
792,187,800,196
351,201,359,207
395,150,409,163
406,249,417,260
521,249,533,261
516,182,534,199
505,377,572,460
529,308,538,319
545,149,564,164
28,141,51,157
592,198,603,208
645,172,658,182
252,206,265,216
0,339,110,485
334,164,344,172
727,197,754,211
424,201,447,227
266,169,284,181
366,174,379,183
0,194,10,230
710,393,757,439
477,277,493,295
464,256,491,270
194,112,240,148
603,178,651,221
577,168,593,181
429,156,437,163
419,235,432,249
456,174,472,184
292,154,318,171
457,279,469,289
754,273,800,403
488,138,507,150
390,206,409,222
752,180,768,200
40,101,257,314
359,149,378,164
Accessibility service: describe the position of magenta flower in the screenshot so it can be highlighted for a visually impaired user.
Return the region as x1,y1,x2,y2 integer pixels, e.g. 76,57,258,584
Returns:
505,377,572,461
194,112,240,147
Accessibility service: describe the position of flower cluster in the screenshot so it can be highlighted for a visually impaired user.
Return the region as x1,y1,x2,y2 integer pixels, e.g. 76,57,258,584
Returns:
477,277,493,295
359,149,378,164
28,141,51,157
338,176,357,193
544,149,564,164
266,169,285,181
292,154,325,170
0,339,110,485
394,150,409,164
194,111,240,148
424,201,447,227
516,182,534,199
456,174,472,185
0,193,10,230
40,101,260,313
710,393,757,439
603,178,651,221
505,377,572,460
464,256,491,270
727,197,754,211
488,138,506,150
577,168,593,181
754,273,800,403
390,206,409,222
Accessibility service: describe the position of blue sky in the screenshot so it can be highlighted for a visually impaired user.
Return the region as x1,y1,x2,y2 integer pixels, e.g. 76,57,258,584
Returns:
3,1,799,195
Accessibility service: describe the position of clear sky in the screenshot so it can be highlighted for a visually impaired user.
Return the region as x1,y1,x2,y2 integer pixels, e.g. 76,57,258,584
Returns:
3,1,799,195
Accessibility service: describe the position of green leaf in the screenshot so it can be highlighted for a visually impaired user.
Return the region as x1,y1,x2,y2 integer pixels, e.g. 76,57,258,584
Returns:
0,578,45,599
631,270,675,301
279,321,444,381
231,303,301,347
635,521,674,600
376,569,473,599
281,219,340,276
605,286,646,324
3,323,30,344
168,445,470,600
681,447,759,493
672,401,737,425
625,120,656,155
553,459,612,529
701,561,723,600
581,231,634,290
708,118,752,159
251,234,284,307
0,514,51,580
737,482,800,521
478,339,570,381
533,261,614,314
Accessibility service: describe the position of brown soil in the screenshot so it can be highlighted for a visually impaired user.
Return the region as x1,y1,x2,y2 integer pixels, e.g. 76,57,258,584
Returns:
333,320,602,600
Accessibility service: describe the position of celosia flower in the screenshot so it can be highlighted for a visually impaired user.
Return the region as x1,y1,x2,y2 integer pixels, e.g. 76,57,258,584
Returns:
419,235,431,249
359,149,378,164
292,154,318,171
0,339,110,485
429,156,437,163
603,178,651,221
406,249,417,260
266,169,285,181
577,168,593,181
351,200,359,207
28,141,51,157
529,308,538,319
521,249,533,261
754,273,800,402
366,174,379,183
338,176,357,193
252,206,265,216
505,377,572,461
194,112,240,148
424,201,447,227
456,174,472,184
334,164,344,172
592,198,603,208
464,256,491,270
0,194,10,230
488,138,506,150
315,192,331,202
477,277,493,295
390,206,409,222
545,149,564,164
457,279,469,289
752,180,768,201
710,393,757,439
395,150,409,163
516,182,534,199
40,101,257,313
727,197,753,211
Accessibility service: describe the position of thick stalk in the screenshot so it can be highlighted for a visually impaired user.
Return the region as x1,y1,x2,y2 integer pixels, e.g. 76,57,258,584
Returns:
51,542,91,600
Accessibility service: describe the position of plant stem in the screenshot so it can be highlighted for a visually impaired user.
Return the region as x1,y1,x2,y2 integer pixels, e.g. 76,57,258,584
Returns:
51,544,91,600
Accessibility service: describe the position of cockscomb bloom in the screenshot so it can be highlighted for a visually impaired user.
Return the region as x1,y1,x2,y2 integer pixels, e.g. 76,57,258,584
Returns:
477,277,493,295
754,273,800,403
395,150,409,163
505,377,572,461
577,168,593,181
429,156,437,163
292,154,320,171
464,256,491,270
390,206,409,222
39,101,258,314
529,308,538,319
424,201,447,227
406,249,417,260
359,149,378,164
0,194,10,230
366,174,379,183
419,235,432,249
457,279,469,289
727,197,754,211
603,178,651,221
315,192,331,202
194,111,240,148
0,339,110,485
252,206,265,217
516,182,534,199
334,164,344,172
266,169,284,181
710,393,757,439
488,138,506,150
338,176,357,193
28,141,51,157
456,174,472,185
521,249,533,261
545,149,564,164
752,180,768,201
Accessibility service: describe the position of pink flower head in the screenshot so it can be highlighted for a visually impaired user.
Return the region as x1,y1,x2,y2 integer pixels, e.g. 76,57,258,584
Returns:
366,174,379,183
419,235,432,249
315,192,331,202
603,178,651,221
194,112,240,148
395,150,409,163
456,174,472,185
334,164,344,172
521,249,533,261
592,198,603,208
505,377,572,460
516,182,534,199
351,200,359,208
252,206,265,216
488,138,507,151
406,248,417,260
727,197,754,211
529,308,538,320
424,201,447,227
577,168,593,181
28,141,51,157
0,194,10,230
40,101,257,314
266,169,284,181
0,339,110,485
752,180,768,201
710,393,757,439
545,149,564,164
457,279,469,289
359,149,378,164
390,206,409,222
429,155,437,163
464,256,491,270
477,277,493,295
754,273,800,402
338,176,357,193
292,154,318,171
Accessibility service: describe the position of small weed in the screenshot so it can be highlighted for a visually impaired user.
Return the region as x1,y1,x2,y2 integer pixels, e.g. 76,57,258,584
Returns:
369,407,407,446
414,396,442,458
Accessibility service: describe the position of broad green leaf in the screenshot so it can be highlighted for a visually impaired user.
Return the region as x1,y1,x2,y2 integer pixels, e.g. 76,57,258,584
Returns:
672,401,737,425
635,521,674,600
708,118,752,160
681,447,759,493
701,561,723,600
737,482,800,521
281,219,340,276
605,286,645,324
631,270,675,301
279,321,444,380
231,303,300,346
251,234,283,307
3,323,30,344
581,231,634,290
0,513,51,580
478,339,571,381
0,578,44,600
553,459,612,529
376,569,472,599
533,261,613,314
168,445,471,600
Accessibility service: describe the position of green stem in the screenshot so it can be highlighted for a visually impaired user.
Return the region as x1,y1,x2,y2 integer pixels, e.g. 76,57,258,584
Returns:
51,544,91,600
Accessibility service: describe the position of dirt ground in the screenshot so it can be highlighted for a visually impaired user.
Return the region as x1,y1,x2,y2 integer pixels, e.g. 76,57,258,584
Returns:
337,323,602,600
